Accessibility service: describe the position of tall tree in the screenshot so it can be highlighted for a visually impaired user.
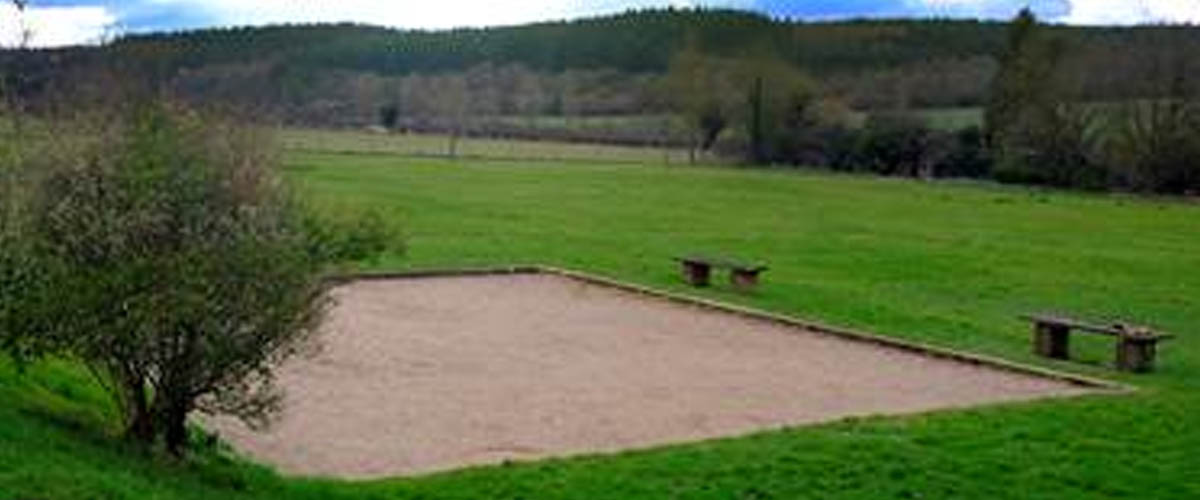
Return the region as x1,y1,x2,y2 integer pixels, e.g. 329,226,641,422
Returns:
429,74,470,157
663,37,739,163
984,8,1049,147
985,8,1102,188
1107,37,1200,193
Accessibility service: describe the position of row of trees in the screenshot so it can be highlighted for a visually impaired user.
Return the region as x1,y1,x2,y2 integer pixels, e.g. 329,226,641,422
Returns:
662,41,817,163
10,10,1200,131
716,9,1199,195
103,11,1200,100
348,11,1199,196
985,9,1200,193
171,61,664,129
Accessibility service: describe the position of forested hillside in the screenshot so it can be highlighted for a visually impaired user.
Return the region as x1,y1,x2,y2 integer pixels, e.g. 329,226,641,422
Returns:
5,8,1199,125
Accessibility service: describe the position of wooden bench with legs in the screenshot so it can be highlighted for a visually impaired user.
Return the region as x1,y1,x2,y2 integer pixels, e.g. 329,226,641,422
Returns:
1022,314,1173,373
674,255,767,291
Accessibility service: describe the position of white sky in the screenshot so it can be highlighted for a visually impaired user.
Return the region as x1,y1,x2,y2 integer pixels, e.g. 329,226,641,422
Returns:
1,0,1197,48
1063,0,1200,24
1,3,116,47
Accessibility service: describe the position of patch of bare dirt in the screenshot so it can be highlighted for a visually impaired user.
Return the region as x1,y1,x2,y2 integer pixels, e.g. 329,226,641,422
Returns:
207,274,1092,478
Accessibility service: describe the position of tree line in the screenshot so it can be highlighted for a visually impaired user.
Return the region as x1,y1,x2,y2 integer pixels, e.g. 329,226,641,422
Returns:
4,7,1198,193
677,9,1199,195
7,9,1200,122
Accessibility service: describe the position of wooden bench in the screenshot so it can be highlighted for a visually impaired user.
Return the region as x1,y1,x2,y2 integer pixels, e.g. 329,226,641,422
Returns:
674,255,767,291
1022,314,1174,373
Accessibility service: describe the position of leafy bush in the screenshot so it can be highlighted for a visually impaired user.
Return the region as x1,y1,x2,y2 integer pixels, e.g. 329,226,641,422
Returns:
934,125,992,179
841,112,952,178
0,100,399,455
991,103,1106,189
1106,99,1200,194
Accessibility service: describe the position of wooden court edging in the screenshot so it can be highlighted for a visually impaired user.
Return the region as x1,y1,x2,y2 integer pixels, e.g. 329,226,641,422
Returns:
331,265,1132,393
333,266,542,283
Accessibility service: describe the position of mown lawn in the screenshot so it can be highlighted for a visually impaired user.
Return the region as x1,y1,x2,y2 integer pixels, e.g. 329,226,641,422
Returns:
2,148,1198,499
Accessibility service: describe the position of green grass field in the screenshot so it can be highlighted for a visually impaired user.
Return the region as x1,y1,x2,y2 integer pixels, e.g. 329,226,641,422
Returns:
2,137,1199,499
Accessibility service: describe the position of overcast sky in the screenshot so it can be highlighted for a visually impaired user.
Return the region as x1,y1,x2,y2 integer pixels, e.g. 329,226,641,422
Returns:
2,0,1198,48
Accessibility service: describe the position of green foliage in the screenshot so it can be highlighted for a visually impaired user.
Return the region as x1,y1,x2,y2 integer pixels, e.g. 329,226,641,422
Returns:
662,41,739,153
0,102,397,455
1108,99,1200,193
11,10,1200,129
665,45,818,165
303,206,398,265
1101,41,1200,194
378,104,399,130
755,111,991,179
986,10,1107,190
984,8,1045,143
979,12,1200,194
851,112,937,177
938,125,992,178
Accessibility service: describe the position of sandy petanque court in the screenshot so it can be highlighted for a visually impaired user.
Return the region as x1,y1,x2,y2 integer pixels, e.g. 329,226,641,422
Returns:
208,272,1096,479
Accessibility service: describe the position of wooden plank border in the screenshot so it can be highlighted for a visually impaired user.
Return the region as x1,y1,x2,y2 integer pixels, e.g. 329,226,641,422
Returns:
331,265,1132,392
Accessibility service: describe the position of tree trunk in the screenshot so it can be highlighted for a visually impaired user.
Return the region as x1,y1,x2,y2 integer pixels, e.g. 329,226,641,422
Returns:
748,76,766,164
118,367,155,444
163,399,192,456
448,131,459,158
125,398,155,444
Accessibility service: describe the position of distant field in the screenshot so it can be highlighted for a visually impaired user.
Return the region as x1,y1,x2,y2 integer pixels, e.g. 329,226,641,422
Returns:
280,128,694,164
280,107,986,167
491,108,987,139
848,107,984,131
3,132,1199,499
918,107,984,130
485,114,673,132
491,109,985,134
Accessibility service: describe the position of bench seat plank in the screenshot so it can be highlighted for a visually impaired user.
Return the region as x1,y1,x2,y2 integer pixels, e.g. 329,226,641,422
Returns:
1021,314,1173,339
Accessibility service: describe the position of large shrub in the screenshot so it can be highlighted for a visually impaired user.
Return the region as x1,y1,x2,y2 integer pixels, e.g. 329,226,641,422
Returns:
850,112,946,178
934,125,992,179
0,101,395,454
1105,89,1200,194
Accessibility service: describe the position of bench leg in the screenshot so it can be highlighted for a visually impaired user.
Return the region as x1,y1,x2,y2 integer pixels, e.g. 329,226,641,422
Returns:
730,270,759,291
681,262,711,287
1033,323,1070,360
1116,338,1157,373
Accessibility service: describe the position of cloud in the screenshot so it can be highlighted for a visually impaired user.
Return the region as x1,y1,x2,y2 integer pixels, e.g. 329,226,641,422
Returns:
1063,0,1200,25
5,0,1199,48
1,4,116,47
911,0,1200,25
107,0,749,32
913,0,1071,19
751,0,1073,20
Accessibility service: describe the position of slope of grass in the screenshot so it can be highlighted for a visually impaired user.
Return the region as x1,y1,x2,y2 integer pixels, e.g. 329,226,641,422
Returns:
3,148,1199,499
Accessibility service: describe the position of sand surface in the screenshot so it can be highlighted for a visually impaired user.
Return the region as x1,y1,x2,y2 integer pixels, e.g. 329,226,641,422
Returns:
208,274,1091,478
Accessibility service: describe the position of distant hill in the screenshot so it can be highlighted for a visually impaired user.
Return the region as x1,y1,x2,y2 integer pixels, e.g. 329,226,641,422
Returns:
5,8,1199,126
94,9,1196,76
